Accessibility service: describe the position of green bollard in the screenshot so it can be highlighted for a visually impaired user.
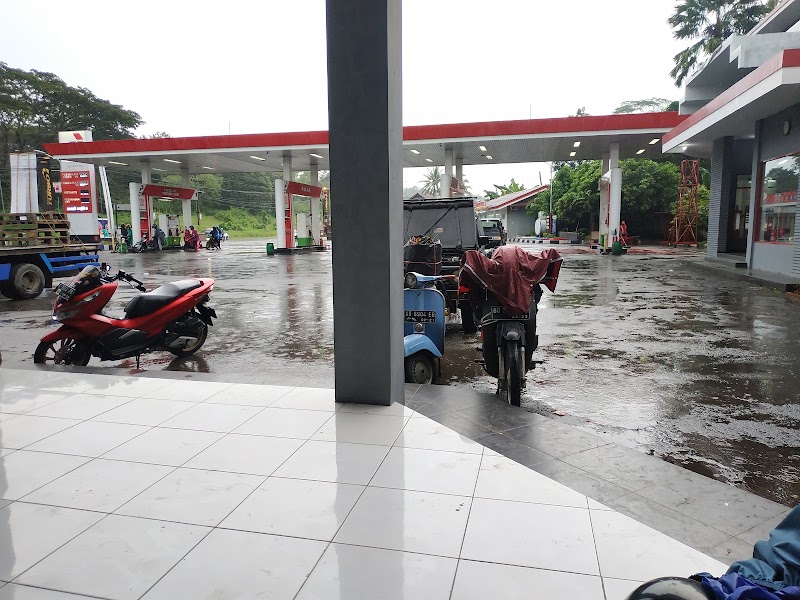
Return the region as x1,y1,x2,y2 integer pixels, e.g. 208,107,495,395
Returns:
266,242,275,255
612,240,624,256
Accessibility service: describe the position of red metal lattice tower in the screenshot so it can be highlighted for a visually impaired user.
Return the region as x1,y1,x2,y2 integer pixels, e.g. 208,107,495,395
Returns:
674,160,700,245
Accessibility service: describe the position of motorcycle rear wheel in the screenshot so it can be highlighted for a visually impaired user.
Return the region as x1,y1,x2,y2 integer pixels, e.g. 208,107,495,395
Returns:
168,323,208,357
34,338,91,366
506,341,522,407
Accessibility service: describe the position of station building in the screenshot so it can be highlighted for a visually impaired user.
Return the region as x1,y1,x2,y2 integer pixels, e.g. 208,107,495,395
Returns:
663,0,800,279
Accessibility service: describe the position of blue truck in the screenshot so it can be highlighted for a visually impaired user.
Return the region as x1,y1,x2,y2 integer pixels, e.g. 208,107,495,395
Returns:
0,213,100,300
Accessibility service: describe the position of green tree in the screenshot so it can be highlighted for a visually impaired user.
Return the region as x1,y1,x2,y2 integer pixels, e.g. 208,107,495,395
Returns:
528,162,601,230
619,159,681,226
484,178,525,200
613,98,677,114
669,0,777,86
419,167,442,196
0,62,143,201
528,159,683,235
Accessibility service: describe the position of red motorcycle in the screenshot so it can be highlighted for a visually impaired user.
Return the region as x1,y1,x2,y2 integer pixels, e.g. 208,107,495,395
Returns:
34,265,216,367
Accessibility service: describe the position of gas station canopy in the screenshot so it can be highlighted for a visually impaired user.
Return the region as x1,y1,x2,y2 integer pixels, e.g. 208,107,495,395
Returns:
43,112,687,175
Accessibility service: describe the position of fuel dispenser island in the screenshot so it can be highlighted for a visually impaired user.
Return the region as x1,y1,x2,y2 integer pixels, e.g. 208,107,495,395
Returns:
273,180,326,254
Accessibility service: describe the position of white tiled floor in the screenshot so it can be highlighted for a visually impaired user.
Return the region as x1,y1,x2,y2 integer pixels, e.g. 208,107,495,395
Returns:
0,369,728,599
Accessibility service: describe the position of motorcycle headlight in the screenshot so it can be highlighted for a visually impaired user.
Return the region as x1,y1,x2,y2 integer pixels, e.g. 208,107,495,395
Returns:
52,291,100,321
53,308,80,322
405,273,418,289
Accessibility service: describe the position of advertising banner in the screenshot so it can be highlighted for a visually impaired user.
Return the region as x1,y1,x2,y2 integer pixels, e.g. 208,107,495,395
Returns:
37,155,55,211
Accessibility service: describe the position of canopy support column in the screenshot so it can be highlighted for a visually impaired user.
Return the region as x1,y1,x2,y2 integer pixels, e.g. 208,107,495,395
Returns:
327,0,403,405
440,148,454,198
181,168,193,230
608,143,622,250
310,163,321,244
599,153,610,248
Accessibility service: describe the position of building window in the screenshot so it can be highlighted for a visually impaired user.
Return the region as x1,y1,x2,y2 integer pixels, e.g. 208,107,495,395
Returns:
759,154,799,243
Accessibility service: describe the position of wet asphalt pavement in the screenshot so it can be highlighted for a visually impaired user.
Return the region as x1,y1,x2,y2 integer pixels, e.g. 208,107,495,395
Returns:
1,240,798,506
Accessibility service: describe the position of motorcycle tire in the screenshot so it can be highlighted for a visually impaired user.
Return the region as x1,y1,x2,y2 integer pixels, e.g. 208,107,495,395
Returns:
507,340,522,407
404,353,436,385
34,338,91,366
168,323,208,357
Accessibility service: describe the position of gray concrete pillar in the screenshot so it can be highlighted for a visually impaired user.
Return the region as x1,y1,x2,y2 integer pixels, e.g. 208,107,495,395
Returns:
455,157,463,184
709,137,734,257
327,0,403,405
746,123,761,267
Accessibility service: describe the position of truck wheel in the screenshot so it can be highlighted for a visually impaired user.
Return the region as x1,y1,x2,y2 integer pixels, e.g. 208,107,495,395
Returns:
460,301,477,333
405,353,436,385
10,263,45,300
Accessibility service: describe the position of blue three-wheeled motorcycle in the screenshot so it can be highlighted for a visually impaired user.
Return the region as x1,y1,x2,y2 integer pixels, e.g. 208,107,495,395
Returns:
403,272,449,384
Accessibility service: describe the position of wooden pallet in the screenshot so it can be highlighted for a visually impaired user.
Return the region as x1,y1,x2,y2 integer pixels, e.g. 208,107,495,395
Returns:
1,213,71,246
0,212,68,223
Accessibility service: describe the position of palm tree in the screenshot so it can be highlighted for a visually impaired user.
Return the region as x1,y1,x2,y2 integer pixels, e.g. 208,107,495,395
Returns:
419,167,441,196
669,0,778,86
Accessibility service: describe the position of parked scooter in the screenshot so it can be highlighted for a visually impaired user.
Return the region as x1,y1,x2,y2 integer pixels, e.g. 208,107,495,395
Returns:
130,233,149,254
403,271,453,384
34,265,216,367
460,247,562,406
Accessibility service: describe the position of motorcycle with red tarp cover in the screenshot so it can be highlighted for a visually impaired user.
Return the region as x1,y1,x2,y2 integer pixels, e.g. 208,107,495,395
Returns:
459,246,562,406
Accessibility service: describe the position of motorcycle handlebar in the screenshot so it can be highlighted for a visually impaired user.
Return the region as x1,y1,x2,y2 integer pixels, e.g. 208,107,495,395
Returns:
113,270,146,291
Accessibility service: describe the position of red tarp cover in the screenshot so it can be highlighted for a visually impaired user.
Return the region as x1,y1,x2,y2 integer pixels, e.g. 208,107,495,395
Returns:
460,246,563,315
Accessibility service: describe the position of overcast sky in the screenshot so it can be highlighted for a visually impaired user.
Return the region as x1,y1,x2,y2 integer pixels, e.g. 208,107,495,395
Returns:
2,0,687,194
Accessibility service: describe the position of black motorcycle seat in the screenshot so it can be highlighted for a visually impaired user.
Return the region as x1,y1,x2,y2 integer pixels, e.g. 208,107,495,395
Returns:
124,279,203,318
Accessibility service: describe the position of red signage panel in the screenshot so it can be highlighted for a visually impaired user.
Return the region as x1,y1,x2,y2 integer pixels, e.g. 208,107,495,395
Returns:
60,170,93,213
285,181,323,198
140,184,197,200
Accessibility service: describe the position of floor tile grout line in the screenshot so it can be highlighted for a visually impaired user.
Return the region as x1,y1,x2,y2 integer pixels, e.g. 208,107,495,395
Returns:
24,395,139,422
449,446,485,599
144,379,236,403
199,381,296,406
8,509,115,589
132,522,217,600
586,503,608,600
1,580,114,600
606,487,776,542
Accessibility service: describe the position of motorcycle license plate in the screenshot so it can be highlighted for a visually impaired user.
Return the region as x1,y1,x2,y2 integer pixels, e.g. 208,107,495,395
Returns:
405,310,436,323
491,305,529,320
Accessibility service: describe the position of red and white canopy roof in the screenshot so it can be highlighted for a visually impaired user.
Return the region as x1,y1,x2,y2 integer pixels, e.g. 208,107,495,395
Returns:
664,49,800,157
43,113,686,175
